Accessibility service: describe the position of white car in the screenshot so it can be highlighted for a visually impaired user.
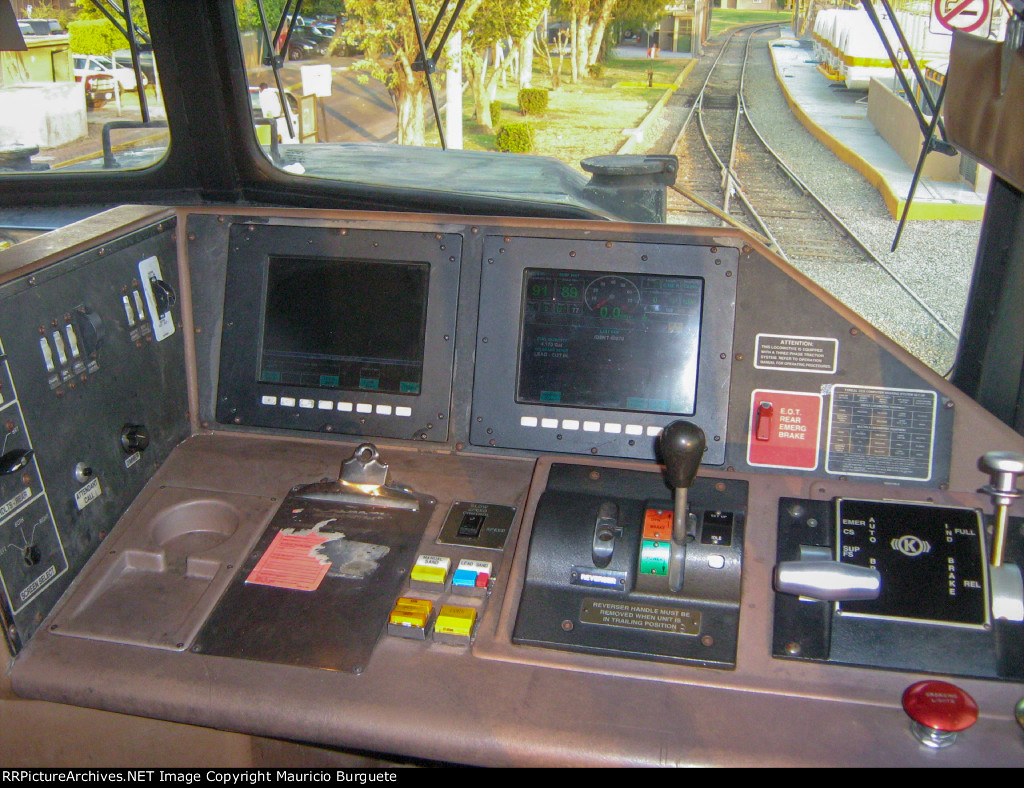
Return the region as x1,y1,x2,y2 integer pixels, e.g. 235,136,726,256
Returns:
72,54,148,92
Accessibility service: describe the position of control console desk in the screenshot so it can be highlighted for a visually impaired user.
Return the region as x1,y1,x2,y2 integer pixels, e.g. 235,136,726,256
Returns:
1,206,1022,766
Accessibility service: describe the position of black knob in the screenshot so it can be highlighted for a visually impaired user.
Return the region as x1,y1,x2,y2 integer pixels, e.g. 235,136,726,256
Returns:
72,307,104,355
120,424,150,454
659,420,706,490
0,448,33,476
150,278,176,315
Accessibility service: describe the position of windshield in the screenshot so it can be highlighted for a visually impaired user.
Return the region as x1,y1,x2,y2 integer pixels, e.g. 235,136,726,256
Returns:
0,1,1003,378
228,1,998,376
0,2,168,177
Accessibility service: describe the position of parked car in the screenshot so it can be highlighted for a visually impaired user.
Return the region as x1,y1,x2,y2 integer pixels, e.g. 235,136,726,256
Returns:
79,73,117,109
18,18,66,36
73,54,148,92
283,29,328,61
112,49,157,85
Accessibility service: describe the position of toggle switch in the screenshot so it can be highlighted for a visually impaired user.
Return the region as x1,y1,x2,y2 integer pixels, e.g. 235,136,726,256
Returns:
755,401,774,441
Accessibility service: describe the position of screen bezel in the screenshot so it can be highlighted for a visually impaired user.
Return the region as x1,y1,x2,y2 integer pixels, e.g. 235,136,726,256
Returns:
216,222,460,442
471,234,737,464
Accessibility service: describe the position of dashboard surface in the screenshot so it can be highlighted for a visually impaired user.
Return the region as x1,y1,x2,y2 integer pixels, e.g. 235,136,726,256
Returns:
1,206,1022,766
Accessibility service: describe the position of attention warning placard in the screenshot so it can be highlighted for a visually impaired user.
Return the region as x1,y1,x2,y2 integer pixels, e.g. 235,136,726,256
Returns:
754,333,838,374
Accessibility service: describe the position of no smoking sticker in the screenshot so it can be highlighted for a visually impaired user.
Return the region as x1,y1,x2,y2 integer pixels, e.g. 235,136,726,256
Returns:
932,0,991,34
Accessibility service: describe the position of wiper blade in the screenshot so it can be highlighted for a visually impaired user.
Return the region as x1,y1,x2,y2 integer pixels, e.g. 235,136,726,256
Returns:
255,0,298,140
407,0,474,151
408,0,446,149
88,0,150,122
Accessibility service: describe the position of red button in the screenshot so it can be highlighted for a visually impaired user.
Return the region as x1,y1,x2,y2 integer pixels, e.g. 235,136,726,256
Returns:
902,680,978,732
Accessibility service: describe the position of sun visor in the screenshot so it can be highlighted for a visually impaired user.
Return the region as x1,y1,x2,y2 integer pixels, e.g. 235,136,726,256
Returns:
946,28,1024,193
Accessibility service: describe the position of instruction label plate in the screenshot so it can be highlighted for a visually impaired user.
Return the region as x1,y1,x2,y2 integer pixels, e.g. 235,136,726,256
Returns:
754,333,838,374
826,385,936,481
580,599,701,635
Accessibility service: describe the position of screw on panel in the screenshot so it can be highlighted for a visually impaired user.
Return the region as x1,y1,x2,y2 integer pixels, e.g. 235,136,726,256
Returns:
561,620,574,632
785,642,801,656
701,635,714,648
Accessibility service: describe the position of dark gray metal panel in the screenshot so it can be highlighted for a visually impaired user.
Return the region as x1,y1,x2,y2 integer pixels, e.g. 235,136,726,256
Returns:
726,250,954,487
0,219,189,649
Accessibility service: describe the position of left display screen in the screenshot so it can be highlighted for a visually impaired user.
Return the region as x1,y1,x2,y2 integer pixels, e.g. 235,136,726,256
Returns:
258,256,429,396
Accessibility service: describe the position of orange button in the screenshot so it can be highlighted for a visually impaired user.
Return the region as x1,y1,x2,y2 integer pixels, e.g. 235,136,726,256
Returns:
643,509,673,541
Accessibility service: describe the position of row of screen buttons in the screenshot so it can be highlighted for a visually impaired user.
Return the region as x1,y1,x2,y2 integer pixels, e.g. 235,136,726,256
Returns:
519,416,663,437
261,395,412,417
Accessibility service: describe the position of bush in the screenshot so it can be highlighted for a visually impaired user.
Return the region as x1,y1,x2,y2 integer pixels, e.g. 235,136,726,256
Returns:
587,63,604,79
495,123,534,153
517,88,549,116
489,100,502,126
68,19,128,56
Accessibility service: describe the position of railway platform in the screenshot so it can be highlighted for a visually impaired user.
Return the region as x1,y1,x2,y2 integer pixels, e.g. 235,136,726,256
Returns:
768,33,987,221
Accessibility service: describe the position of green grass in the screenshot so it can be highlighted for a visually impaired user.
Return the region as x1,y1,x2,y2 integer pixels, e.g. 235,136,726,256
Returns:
709,8,794,38
428,55,688,169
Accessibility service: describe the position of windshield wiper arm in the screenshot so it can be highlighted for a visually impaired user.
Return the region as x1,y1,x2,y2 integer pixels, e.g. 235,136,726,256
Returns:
88,0,150,123
408,0,446,149
255,0,297,140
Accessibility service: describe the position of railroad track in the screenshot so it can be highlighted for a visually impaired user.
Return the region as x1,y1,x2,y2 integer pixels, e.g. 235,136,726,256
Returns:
665,24,958,344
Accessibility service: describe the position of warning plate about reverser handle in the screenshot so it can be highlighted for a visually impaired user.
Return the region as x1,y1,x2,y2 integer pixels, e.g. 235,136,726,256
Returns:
579,599,701,635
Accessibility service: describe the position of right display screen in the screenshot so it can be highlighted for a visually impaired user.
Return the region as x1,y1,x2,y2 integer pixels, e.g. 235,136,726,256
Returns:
517,269,704,415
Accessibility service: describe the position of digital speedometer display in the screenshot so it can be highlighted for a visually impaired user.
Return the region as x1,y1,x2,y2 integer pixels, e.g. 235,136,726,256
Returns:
517,269,704,414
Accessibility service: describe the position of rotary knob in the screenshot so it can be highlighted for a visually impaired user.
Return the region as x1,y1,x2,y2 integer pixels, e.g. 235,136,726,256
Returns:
120,423,150,454
902,680,978,749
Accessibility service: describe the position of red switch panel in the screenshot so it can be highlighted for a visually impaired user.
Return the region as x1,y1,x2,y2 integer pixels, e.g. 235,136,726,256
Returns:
747,389,822,470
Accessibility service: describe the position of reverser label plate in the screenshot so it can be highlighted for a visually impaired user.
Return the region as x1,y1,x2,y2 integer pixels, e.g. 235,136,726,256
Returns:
580,599,701,635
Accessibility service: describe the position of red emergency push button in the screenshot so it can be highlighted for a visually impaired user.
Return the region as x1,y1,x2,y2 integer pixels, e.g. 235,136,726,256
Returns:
902,680,978,748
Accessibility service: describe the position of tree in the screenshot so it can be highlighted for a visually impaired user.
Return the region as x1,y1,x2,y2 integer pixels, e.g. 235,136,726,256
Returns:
69,0,150,54
462,0,547,129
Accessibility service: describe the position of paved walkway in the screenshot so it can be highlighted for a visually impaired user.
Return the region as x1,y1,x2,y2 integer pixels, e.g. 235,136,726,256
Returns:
768,32,985,220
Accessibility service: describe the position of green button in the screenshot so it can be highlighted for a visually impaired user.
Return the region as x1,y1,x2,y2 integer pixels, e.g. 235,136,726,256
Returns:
639,540,670,576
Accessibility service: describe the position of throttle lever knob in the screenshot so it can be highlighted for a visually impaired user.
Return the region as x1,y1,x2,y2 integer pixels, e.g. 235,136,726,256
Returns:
659,420,706,490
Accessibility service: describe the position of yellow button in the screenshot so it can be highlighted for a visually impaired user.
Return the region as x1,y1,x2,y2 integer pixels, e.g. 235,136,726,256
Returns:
389,597,432,628
435,605,476,637
410,555,451,584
